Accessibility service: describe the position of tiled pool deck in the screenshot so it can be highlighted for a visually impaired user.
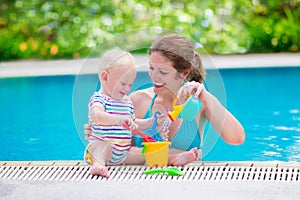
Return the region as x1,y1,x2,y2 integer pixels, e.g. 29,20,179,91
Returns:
1,53,300,199
1,160,300,200
2,160,300,181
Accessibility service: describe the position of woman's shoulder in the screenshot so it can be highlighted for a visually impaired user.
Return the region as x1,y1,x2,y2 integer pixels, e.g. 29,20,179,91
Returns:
129,88,154,117
129,87,154,100
122,95,131,101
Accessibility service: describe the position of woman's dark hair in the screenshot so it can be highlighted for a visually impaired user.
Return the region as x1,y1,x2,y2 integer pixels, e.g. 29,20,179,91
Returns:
149,33,206,83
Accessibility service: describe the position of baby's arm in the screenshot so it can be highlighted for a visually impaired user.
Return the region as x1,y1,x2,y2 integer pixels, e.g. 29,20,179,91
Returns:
134,118,152,130
90,106,129,126
134,113,165,130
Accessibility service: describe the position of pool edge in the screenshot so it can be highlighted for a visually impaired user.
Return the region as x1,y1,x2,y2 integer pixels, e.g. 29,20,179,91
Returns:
1,53,300,78
2,160,300,168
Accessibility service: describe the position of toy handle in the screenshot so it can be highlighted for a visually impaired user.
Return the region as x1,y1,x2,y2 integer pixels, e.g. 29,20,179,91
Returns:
122,122,156,142
173,97,179,107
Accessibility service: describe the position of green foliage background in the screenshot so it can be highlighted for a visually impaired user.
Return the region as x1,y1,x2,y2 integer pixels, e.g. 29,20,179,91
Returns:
0,0,299,61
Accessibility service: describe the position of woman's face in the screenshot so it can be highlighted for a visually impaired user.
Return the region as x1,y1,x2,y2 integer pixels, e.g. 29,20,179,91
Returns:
148,52,184,96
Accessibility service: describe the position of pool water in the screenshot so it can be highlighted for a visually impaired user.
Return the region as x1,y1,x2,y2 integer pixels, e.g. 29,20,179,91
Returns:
0,67,300,162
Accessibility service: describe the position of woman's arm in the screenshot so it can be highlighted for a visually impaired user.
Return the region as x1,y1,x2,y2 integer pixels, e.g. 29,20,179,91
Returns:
178,81,245,145
201,90,245,144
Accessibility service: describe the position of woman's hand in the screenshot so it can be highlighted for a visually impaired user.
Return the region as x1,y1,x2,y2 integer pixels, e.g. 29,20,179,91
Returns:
177,81,207,102
84,124,92,140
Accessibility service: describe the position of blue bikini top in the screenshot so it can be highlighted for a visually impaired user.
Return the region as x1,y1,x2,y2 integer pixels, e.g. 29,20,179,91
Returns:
138,94,201,151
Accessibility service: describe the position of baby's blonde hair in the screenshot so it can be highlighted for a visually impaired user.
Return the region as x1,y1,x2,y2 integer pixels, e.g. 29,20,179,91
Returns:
99,47,135,72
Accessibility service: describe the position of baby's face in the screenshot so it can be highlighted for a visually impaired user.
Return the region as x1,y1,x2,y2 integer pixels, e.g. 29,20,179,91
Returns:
106,64,136,100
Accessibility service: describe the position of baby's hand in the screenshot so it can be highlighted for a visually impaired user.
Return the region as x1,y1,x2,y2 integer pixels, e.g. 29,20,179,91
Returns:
123,118,138,130
156,113,165,127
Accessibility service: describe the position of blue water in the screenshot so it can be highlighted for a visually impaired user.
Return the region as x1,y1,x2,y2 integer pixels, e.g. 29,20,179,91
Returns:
0,67,300,162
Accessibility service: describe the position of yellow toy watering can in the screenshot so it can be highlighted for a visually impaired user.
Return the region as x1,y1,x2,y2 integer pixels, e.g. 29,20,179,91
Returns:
167,95,201,121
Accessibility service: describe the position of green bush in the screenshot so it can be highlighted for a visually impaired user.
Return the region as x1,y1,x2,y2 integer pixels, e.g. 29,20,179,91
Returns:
0,0,299,61
245,1,300,52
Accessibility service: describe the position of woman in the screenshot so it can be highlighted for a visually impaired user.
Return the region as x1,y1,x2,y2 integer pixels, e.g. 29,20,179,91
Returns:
85,33,245,166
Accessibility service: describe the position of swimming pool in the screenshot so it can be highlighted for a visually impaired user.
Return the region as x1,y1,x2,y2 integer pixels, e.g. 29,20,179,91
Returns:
0,67,299,162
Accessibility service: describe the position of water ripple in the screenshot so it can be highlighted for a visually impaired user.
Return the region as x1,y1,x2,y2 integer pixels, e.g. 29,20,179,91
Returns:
272,125,300,132
289,109,299,114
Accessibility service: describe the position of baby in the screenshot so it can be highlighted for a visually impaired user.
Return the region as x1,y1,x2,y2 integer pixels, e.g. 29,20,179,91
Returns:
84,47,162,178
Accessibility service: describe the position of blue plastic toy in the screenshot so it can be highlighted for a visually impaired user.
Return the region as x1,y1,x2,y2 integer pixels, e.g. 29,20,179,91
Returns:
134,111,162,147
